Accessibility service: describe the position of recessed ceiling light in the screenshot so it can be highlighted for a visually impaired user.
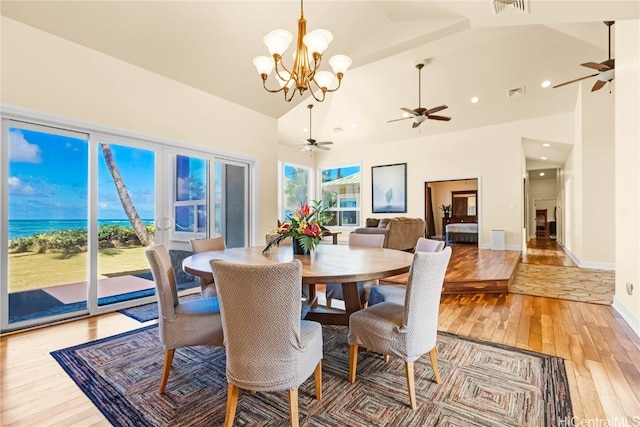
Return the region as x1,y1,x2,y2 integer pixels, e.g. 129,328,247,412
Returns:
542,143,551,147
541,156,547,160
471,96,479,104
402,112,410,118
352,123,357,128
541,80,551,88
539,172,545,177
302,127,308,133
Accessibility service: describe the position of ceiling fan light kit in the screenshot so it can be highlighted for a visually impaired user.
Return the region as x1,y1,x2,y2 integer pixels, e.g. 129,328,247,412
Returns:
387,61,452,128
252,0,352,102
553,21,615,92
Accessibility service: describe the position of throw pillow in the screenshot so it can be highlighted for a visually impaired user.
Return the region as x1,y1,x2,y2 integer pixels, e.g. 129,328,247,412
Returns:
378,219,390,228
366,218,380,228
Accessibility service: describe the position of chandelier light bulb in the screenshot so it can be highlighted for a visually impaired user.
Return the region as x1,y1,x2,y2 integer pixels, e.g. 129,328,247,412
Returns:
329,55,352,75
303,29,333,55
314,71,336,89
263,30,293,56
253,56,275,76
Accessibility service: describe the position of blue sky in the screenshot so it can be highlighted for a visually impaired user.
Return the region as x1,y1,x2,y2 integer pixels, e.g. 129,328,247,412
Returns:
8,127,155,220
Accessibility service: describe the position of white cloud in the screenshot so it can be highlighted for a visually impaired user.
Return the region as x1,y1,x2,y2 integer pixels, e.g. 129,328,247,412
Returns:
9,129,42,163
8,176,37,196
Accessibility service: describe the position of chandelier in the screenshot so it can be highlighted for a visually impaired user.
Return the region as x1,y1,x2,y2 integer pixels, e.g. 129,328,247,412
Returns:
252,0,352,102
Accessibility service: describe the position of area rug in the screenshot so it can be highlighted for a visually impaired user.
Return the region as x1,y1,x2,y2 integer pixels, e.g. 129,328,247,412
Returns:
117,293,203,322
50,325,572,426
510,263,614,305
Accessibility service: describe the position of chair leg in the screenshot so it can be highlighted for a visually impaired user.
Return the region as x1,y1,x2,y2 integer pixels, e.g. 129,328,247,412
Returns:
404,361,417,409
288,388,299,427
159,349,175,393
224,383,239,427
383,354,390,363
314,361,323,400
326,298,332,308
429,347,442,384
348,345,359,383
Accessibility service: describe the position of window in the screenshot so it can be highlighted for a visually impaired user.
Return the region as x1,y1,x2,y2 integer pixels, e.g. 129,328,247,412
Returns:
174,155,207,234
319,165,361,226
281,163,311,221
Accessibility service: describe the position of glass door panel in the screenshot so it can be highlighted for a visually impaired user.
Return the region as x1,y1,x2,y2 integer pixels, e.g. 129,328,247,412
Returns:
96,141,157,306
5,123,89,327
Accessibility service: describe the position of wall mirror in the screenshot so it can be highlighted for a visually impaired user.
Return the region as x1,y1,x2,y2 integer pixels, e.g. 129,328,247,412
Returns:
451,190,477,218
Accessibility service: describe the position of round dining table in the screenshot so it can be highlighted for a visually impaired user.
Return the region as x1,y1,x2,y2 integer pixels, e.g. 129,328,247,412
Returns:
182,244,414,326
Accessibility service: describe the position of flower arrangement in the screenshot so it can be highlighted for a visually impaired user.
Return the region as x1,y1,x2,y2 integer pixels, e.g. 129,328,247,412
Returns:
263,200,329,254
440,204,452,216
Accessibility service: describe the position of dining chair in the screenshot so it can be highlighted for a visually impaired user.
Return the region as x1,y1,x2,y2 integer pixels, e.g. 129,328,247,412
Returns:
189,237,225,297
210,259,323,427
347,246,452,409
324,233,386,308
368,237,445,306
144,244,224,394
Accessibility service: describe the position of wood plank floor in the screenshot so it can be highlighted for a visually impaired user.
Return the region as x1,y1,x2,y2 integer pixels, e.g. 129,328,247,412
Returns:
2,239,639,426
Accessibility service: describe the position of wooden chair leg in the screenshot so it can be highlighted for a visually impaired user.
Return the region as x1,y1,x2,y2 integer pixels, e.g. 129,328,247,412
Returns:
383,354,390,363
159,349,175,393
429,347,442,384
405,361,417,409
348,345,359,383
326,298,332,308
224,383,239,427
288,388,299,427
314,361,322,400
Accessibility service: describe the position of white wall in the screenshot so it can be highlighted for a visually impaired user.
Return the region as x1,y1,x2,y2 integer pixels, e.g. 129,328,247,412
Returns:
614,20,640,337
0,17,280,244
429,179,478,237
314,112,575,250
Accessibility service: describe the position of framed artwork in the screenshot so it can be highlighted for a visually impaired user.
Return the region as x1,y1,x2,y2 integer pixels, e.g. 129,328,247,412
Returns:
372,163,407,213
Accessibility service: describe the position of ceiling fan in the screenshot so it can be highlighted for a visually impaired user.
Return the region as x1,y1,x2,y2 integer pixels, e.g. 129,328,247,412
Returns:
553,21,615,92
300,104,333,152
387,62,451,128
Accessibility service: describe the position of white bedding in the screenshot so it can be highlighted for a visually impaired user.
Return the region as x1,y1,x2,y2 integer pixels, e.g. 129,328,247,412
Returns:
446,223,478,233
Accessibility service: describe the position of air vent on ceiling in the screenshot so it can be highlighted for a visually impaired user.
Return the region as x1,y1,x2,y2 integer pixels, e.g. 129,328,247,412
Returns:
507,86,526,98
490,0,529,16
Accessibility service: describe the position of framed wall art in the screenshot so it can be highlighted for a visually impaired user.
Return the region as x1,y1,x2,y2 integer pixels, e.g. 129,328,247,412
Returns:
371,163,407,213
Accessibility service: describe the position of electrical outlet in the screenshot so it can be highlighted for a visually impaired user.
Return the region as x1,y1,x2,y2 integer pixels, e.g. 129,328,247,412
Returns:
626,282,634,295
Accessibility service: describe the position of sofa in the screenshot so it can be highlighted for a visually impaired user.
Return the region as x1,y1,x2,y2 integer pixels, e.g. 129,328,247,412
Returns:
353,217,426,251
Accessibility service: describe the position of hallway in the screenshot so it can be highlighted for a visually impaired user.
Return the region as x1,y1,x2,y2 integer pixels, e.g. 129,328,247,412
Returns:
521,238,577,267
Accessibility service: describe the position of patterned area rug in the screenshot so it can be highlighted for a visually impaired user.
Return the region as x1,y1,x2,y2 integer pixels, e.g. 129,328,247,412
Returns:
51,325,572,426
510,264,615,305
118,293,203,322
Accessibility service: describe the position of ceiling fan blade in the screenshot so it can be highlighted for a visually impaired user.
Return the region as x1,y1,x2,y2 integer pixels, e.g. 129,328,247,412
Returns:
400,107,419,116
581,61,610,71
425,105,448,115
316,145,331,151
591,79,607,92
301,138,316,145
316,141,333,145
602,58,614,69
552,73,599,88
387,117,412,123
428,115,452,121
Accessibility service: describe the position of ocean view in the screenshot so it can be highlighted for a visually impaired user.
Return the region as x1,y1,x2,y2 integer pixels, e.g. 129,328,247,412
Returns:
8,219,154,241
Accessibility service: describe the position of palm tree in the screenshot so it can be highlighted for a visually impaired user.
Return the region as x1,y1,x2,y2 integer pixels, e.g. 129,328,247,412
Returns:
100,143,155,246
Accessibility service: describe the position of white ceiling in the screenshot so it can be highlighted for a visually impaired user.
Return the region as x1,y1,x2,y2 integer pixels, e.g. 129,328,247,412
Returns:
2,1,638,169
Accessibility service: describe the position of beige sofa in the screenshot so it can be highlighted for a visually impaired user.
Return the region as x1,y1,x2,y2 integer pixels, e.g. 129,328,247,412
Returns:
354,217,426,251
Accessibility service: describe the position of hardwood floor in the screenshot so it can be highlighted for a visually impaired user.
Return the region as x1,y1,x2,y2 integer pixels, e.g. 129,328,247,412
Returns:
2,241,639,426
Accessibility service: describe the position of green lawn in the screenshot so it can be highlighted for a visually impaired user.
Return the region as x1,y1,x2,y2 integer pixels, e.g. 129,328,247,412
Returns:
8,246,149,292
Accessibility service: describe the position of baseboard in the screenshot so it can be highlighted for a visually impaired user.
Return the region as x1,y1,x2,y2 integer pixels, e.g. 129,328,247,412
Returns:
557,242,615,270
612,296,640,339
479,243,522,251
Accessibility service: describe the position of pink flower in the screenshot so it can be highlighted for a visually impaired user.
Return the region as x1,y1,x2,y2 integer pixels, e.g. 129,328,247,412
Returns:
299,204,310,216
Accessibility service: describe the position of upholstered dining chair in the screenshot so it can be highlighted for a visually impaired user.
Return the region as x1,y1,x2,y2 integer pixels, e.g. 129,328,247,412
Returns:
347,246,452,409
324,232,386,308
368,237,446,306
144,244,224,394
210,259,323,427
189,237,225,297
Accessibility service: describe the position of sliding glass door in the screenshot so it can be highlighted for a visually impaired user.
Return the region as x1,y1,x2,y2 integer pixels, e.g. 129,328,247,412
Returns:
2,116,253,332
3,122,91,325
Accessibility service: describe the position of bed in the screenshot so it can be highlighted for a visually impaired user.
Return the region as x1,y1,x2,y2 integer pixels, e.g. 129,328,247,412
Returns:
445,223,478,244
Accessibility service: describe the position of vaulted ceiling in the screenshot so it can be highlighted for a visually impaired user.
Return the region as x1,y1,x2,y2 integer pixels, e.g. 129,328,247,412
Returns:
2,1,638,169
